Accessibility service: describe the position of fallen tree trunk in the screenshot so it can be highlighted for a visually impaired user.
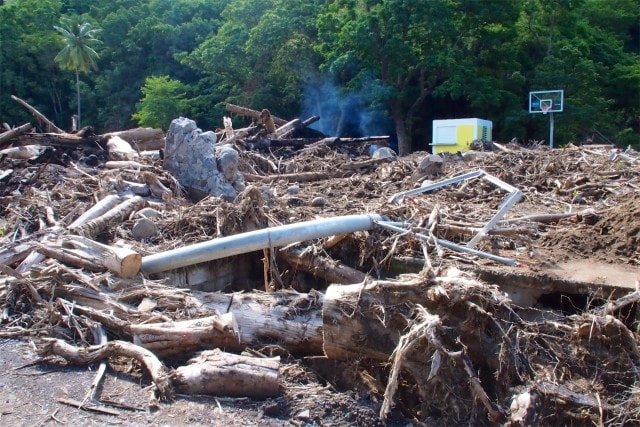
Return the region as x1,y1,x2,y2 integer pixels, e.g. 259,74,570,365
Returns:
302,115,320,127
322,277,428,360
0,123,32,147
13,132,90,147
102,128,165,151
131,314,240,358
171,349,280,399
130,275,444,360
226,103,287,126
108,178,150,196
68,194,123,228
70,196,146,239
0,145,44,160
219,128,250,145
62,286,323,357
13,193,123,273
37,338,279,400
11,95,64,134
106,136,139,161
104,160,151,170
277,246,367,285
34,235,142,277
274,118,301,139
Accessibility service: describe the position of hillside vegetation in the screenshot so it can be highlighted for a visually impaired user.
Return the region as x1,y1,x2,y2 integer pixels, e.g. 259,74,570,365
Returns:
0,0,638,153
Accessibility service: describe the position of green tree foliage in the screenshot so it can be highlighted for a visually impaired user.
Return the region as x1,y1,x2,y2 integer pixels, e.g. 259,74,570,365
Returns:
54,15,101,128
315,0,525,153
183,0,324,126
317,0,457,154
515,0,639,146
0,0,637,149
0,0,68,127
132,75,187,130
89,0,225,130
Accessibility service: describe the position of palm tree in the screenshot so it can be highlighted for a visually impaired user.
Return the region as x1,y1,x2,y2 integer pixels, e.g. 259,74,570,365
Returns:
53,16,100,129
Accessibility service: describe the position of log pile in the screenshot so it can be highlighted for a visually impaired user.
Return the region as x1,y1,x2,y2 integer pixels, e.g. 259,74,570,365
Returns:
1,98,639,426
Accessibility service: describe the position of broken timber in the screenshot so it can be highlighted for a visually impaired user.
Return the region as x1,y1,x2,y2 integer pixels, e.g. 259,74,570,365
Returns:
37,338,280,400
11,95,64,134
0,123,33,147
225,103,287,126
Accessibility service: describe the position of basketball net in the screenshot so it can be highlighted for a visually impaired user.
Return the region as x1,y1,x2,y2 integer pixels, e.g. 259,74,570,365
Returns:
541,103,551,115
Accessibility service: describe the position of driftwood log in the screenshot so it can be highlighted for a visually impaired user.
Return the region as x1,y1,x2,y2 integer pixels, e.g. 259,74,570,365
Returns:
109,178,150,196
277,246,366,285
69,196,146,239
106,136,139,161
0,145,44,160
37,338,280,401
0,123,33,147
68,195,123,228
11,95,64,133
226,103,287,126
102,128,165,151
135,289,325,356
34,235,141,277
13,132,89,147
171,349,280,399
104,160,152,170
131,314,240,358
274,118,301,139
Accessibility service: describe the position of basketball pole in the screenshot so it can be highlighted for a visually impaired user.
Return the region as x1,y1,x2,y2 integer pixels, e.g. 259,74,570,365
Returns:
549,112,554,149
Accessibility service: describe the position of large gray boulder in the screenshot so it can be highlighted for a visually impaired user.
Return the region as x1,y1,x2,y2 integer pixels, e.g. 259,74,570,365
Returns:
164,117,245,201
412,154,444,181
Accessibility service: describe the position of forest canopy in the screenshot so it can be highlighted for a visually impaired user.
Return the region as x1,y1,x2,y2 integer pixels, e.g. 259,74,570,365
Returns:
0,0,638,153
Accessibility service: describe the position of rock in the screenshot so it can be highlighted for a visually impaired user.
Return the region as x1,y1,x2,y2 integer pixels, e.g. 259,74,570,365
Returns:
371,146,397,159
295,409,311,421
261,185,275,203
311,196,326,207
136,207,162,219
462,151,493,162
287,184,300,195
131,218,157,240
217,145,239,181
262,402,281,417
412,154,443,181
137,297,158,312
164,117,244,201
84,154,99,166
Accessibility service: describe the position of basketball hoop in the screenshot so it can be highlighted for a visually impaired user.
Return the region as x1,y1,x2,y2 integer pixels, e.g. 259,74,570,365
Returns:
529,90,563,148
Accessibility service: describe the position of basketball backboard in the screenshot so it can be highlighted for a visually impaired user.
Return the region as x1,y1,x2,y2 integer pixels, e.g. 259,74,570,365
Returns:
529,90,564,114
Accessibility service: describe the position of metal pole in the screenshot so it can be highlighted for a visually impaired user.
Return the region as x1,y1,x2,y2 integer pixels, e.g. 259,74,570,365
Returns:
549,112,554,149
375,221,517,266
142,213,383,274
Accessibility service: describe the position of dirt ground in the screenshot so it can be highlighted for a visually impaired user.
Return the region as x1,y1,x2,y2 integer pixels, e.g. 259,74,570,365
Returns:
0,338,392,427
0,132,639,426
